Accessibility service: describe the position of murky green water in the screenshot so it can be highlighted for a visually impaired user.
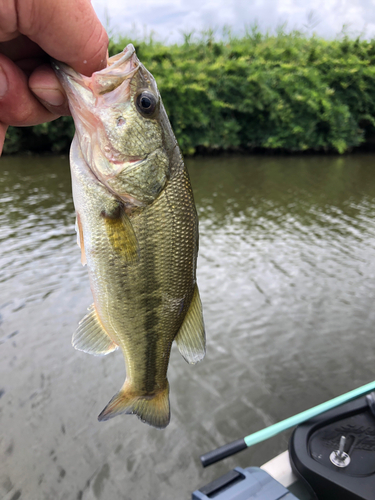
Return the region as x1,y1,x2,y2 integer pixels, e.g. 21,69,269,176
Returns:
1,153,375,499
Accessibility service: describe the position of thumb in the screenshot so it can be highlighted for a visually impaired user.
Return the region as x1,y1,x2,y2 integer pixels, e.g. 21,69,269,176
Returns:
0,53,65,127
29,64,70,116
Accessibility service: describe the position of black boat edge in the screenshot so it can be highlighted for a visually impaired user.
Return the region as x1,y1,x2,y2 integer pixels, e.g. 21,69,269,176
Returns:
289,394,375,500
193,393,375,499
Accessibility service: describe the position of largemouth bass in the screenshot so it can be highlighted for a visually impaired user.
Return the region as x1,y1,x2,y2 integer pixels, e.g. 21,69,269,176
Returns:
54,44,205,429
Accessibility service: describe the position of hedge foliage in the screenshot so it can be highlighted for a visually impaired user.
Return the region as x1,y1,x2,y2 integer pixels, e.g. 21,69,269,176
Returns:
4,29,375,155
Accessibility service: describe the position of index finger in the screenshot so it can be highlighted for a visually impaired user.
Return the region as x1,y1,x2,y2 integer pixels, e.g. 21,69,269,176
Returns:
17,0,108,76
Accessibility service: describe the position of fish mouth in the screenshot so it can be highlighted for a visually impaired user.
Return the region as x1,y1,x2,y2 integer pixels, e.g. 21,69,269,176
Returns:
52,43,140,99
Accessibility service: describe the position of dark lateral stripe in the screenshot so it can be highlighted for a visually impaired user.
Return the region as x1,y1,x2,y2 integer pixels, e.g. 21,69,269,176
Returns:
140,222,162,394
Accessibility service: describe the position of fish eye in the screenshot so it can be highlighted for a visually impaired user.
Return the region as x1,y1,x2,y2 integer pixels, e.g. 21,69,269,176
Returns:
135,90,158,117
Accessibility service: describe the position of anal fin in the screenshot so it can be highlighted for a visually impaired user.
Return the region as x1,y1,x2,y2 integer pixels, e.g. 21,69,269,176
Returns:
175,285,206,364
73,304,118,356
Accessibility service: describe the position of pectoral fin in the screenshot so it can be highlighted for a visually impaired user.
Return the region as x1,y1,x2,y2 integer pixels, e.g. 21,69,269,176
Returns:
73,304,118,356
102,203,139,263
175,285,206,364
75,214,87,266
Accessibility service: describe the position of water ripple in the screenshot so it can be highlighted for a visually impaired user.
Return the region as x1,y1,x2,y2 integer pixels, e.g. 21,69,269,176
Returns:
2,153,375,499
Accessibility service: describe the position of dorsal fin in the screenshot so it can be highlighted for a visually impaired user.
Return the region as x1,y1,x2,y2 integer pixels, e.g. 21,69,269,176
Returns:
73,304,118,356
174,285,206,364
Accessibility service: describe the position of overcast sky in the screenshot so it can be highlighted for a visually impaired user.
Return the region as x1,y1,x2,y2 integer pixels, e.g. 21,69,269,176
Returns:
91,0,375,43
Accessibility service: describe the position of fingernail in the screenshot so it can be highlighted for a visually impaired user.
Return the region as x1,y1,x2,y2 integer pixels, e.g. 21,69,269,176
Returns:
32,88,65,107
0,67,8,98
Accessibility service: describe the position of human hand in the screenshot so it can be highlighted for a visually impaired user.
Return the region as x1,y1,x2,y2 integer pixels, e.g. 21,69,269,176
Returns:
0,0,108,155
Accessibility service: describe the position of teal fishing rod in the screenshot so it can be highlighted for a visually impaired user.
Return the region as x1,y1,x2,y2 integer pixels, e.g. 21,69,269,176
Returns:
200,380,375,467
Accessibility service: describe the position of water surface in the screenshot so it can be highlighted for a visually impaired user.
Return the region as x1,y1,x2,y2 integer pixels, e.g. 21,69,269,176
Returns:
1,153,375,499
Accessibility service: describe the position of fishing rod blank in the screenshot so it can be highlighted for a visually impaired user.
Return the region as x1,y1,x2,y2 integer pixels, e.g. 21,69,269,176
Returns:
200,380,375,467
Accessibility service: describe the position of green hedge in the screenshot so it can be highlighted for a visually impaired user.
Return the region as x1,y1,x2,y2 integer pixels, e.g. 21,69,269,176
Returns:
4,29,375,155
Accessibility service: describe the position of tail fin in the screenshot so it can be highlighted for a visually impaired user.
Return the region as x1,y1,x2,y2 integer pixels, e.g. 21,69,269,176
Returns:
97,382,170,429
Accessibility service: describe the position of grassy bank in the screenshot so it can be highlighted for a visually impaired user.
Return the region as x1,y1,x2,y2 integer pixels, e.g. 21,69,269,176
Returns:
4,29,375,155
